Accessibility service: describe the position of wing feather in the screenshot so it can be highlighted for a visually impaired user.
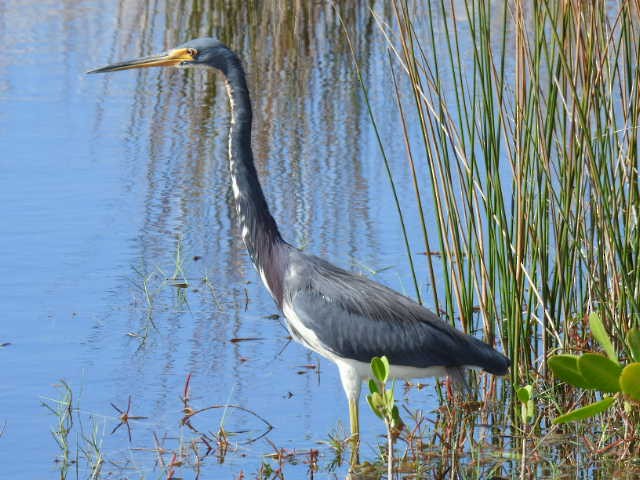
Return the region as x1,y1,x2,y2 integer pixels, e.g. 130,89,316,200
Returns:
285,252,509,375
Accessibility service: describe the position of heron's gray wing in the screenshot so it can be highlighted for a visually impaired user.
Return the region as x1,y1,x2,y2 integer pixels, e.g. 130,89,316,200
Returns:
285,253,509,374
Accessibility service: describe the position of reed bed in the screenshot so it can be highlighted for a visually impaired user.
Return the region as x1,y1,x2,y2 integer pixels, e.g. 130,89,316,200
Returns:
371,0,640,387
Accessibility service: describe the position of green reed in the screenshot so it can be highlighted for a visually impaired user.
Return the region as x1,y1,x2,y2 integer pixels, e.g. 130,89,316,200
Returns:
376,0,640,383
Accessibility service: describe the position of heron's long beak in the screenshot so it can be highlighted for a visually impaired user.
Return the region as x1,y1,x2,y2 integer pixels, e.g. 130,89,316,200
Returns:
87,48,195,74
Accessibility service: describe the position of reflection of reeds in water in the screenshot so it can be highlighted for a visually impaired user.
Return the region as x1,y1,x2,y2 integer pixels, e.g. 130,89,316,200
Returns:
107,0,383,270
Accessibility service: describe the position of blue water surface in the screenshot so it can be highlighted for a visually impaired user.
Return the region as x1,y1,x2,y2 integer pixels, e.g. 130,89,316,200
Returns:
0,1,452,477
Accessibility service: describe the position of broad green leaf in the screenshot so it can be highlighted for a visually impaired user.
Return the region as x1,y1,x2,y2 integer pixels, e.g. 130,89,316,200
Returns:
589,313,618,364
366,394,383,419
548,355,590,388
578,354,622,393
391,405,401,423
391,405,403,429
371,356,389,383
627,328,640,362
620,363,640,401
516,385,535,423
553,396,615,424
367,391,386,417
526,396,535,419
384,389,394,409
520,403,532,424
368,379,379,395
380,356,390,382
516,385,532,403
371,357,385,383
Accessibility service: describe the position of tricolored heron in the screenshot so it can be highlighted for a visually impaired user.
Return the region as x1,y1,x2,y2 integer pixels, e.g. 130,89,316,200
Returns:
88,37,510,462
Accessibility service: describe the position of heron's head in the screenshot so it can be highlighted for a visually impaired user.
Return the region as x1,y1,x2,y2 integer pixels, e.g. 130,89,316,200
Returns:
87,37,234,74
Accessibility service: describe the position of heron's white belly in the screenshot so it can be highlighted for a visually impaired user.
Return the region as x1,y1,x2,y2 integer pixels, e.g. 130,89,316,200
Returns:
281,302,452,380
342,358,449,380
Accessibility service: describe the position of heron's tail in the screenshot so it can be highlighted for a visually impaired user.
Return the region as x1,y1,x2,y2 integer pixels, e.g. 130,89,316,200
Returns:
463,334,511,376
481,349,511,376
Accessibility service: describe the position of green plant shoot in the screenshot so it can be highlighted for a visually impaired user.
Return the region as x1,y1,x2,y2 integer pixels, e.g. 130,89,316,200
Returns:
367,356,402,479
516,385,535,424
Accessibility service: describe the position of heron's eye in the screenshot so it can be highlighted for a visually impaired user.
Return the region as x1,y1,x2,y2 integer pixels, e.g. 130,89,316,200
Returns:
187,48,198,58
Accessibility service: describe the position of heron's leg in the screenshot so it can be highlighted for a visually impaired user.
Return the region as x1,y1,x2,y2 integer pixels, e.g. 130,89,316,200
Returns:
348,396,360,466
337,361,362,467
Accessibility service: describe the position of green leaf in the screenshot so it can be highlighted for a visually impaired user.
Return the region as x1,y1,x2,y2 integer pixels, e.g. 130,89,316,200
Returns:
516,385,532,403
553,396,615,424
516,385,534,423
371,356,389,383
368,379,379,395
548,355,591,388
384,389,394,409
391,405,403,429
620,363,640,401
589,313,618,364
526,400,535,422
380,356,390,382
578,354,622,393
366,394,383,419
520,403,529,424
627,328,640,363
367,392,386,417
391,405,401,422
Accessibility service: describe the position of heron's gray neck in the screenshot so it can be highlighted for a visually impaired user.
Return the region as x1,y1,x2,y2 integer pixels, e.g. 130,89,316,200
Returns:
221,56,286,305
